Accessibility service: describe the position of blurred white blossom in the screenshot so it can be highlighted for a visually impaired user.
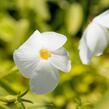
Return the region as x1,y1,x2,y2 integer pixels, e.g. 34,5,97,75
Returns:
79,10,109,64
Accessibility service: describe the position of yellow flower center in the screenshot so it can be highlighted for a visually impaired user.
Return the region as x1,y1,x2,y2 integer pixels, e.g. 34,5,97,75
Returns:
40,49,51,60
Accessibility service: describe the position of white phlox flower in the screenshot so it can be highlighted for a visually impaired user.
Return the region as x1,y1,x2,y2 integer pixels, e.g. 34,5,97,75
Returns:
79,10,109,64
13,30,71,94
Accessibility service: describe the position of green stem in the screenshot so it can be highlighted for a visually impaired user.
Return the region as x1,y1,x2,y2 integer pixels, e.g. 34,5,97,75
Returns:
0,79,17,95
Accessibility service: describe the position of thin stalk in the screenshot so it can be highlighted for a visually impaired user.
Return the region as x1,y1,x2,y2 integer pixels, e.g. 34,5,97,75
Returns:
0,79,17,95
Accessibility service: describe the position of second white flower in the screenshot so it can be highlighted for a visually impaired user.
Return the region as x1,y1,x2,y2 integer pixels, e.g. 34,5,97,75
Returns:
79,10,109,64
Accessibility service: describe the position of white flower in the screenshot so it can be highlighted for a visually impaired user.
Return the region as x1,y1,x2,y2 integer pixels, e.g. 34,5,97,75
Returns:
13,30,71,94
79,10,109,64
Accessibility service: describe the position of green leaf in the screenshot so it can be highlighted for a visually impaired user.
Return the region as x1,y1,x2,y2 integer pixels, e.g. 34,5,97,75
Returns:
0,95,16,103
0,103,10,109
17,0,50,20
16,102,25,109
93,90,109,109
31,0,50,20
8,19,29,53
0,61,16,79
7,102,18,109
65,3,83,35
0,15,16,43
0,79,17,94
21,99,33,104
19,89,29,97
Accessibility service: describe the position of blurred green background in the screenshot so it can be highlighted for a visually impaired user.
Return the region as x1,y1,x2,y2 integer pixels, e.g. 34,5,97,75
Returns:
0,0,109,109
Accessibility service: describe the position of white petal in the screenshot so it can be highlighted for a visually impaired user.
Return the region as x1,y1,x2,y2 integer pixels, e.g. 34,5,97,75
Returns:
49,47,71,72
79,35,92,64
18,30,67,51
30,62,59,94
86,22,108,55
93,10,109,28
79,22,109,64
40,32,67,51
20,30,43,50
13,46,40,78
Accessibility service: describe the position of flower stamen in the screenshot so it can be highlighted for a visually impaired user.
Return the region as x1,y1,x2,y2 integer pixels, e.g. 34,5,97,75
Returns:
40,49,51,60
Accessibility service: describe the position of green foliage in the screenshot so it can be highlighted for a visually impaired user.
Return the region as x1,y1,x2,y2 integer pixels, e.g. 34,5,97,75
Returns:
65,3,83,35
0,0,109,109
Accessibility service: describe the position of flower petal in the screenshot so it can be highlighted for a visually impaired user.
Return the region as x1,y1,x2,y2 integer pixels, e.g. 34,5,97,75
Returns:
30,62,59,94
49,47,71,72
18,30,67,51
79,22,109,64
79,34,92,64
86,22,109,55
93,10,109,28
40,32,67,51
13,46,40,78
20,30,43,51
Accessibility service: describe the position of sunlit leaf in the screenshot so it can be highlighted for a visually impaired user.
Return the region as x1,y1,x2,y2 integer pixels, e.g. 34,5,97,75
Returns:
31,0,50,20
9,19,29,53
0,60,15,79
0,15,16,43
17,0,50,20
65,3,83,35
